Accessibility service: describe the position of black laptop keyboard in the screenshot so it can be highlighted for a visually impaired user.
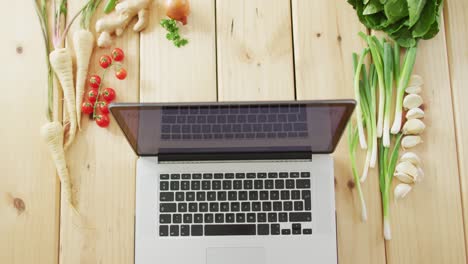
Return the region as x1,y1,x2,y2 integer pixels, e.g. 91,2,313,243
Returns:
158,172,312,237
160,105,309,141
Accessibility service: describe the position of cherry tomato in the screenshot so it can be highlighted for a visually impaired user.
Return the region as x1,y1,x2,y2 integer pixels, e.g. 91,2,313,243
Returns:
81,101,94,114
89,75,101,89
111,48,125,62
115,68,127,80
95,114,110,128
102,87,116,102
97,101,110,114
87,89,99,103
99,55,112,69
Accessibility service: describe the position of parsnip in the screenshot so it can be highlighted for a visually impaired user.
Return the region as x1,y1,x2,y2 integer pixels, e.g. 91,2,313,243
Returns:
40,122,74,206
49,48,77,149
73,29,95,129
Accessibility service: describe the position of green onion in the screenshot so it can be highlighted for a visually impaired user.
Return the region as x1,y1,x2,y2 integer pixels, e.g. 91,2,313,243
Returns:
391,46,418,134
347,122,367,221
382,42,394,147
352,49,370,150
103,0,117,14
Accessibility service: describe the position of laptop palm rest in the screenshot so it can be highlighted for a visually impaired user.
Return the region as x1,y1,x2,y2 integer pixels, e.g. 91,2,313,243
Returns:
206,247,266,264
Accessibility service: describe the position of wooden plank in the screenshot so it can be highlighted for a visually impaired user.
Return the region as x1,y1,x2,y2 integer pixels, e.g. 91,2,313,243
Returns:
140,0,217,102
216,0,295,101
0,2,60,264
58,2,139,263
444,0,468,258
384,16,466,264
292,1,386,263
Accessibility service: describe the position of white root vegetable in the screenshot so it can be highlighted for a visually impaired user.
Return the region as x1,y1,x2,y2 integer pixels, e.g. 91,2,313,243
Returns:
402,119,426,135
73,29,95,129
49,48,77,149
40,122,74,206
96,0,151,47
406,108,425,119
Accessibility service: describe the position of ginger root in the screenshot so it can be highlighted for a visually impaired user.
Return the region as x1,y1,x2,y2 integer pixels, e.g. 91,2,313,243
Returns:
96,0,151,48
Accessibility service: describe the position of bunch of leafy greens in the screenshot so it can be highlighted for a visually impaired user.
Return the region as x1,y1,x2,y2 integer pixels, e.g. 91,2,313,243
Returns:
347,0,443,47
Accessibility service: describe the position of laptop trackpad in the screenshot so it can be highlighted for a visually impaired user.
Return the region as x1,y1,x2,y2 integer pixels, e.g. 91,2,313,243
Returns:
206,247,266,264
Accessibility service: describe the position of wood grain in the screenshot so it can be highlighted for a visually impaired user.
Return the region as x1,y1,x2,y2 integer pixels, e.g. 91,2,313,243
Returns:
0,2,60,264
444,0,468,257
385,16,466,264
216,0,295,101
58,2,139,264
140,0,217,102
292,1,386,264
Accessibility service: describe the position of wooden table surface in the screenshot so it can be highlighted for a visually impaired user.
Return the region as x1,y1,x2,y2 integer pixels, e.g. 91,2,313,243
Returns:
1,0,468,263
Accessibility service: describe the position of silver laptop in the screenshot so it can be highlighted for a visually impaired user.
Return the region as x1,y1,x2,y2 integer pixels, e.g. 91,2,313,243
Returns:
110,100,355,264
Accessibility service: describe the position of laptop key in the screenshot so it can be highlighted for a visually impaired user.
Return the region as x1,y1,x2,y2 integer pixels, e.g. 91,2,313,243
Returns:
284,201,293,211
292,224,302,235
301,172,311,178
171,174,180,180
265,180,274,189
160,225,169,236
270,191,279,200
262,202,272,211
231,202,240,212
226,213,235,223
303,229,312,235
225,173,235,179
220,202,229,212
296,179,311,189
244,180,253,190
186,192,195,201
249,191,258,200
233,180,242,190
178,203,187,212
215,213,224,223
260,191,269,200
205,224,256,236
273,201,282,211
196,192,206,201
210,202,219,212
279,213,288,222
160,181,169,191
191,181,201,190
252,202,261,211
268,172,278,178
286,179,295,189
181,181,190,190
202,181,211,190
239,191,248,201
189,203,198,212
199,203,208,212
254,180,263,189
294,201,304,211
303,190,312,210
290,172,300,178
241,202,250,212
205,214,214,223
279,172,288,178
183,214,192,223
257,213,267,222
203,173,213,179
258,173,267,178
218,191,227,201
228,191,237,201
281,190,290,200
173,214,182,224
191,225,203,236
223,180,232,190
247,173,256,179
275,180,285,189
176,192,184,201
268,213,277,222
236,213,246,223
212,180,222,190
214,173,223,179
192,173,202,179
182,173,191,179
194,214,203,223
170,181,179,190
181,225,190,236
160,174,170,180
271,224,280,235
160,192,174,202
289,212,312,222
207,192,216,201
247,213,256,223
281,229,291,235
236,173,245,179
258,224,269,235
291,190,301,200
160,214,171,224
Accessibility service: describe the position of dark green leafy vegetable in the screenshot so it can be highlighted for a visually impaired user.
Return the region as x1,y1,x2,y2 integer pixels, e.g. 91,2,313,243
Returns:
347,0,443,47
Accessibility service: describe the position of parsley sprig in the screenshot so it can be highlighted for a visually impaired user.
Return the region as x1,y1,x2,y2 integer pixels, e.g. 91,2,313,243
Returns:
160,18,189,48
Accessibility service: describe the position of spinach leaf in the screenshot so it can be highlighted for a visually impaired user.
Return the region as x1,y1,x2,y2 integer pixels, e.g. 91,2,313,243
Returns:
384,0,409,24
407,0,427,27
412,0,436,38
364,0,384,15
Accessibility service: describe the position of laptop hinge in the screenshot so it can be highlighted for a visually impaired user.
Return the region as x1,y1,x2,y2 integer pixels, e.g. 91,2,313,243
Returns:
157,151,312,163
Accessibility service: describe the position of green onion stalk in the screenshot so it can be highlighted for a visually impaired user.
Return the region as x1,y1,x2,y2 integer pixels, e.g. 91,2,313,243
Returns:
352,48,369,150
382,42,394,147
391,46,418,134
347,122,367,222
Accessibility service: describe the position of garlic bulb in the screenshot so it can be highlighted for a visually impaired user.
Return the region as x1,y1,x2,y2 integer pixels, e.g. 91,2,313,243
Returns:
406,108,425,119
403,94,423,109
405,85,422,94
394,183,412,200
400,152,422,166
402,119,426,135
402,135,423,149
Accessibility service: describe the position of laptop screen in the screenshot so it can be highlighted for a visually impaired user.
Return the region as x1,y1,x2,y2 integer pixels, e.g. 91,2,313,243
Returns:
110,101,355,156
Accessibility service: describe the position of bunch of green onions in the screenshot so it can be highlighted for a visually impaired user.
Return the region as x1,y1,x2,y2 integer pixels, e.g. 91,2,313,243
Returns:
348,32,418,240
